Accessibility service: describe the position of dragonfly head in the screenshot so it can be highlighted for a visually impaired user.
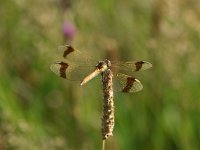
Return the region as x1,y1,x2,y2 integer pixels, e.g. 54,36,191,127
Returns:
96,59,111,72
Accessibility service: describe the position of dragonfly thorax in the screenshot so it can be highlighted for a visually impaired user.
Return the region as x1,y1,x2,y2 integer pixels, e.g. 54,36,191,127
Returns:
96,59,111,72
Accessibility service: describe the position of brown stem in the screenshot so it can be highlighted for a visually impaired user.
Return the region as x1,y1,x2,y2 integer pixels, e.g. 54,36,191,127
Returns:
101,69,114,140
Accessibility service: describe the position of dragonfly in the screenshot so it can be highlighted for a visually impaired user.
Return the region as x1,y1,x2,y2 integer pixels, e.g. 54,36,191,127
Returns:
50,45,152,93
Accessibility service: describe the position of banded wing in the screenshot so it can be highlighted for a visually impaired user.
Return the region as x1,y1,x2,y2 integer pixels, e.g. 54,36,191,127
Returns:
50,45,96,81
57,45,96,65
50,61,96,81
112,61,152,93
112,61,152,74
114,73,143,93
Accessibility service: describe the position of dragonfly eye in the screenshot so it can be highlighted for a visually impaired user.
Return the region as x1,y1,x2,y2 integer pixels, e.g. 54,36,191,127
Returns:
105,59,111,67
95,61,109,71
96,61,103,68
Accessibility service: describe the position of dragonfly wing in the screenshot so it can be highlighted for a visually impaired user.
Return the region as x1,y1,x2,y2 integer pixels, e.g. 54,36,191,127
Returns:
57,45,97,65
113,73,143,93
50,61,96,81
112,61,152,75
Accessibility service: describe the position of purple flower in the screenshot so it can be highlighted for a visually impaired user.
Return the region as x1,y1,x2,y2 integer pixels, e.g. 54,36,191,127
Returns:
63,22,76,40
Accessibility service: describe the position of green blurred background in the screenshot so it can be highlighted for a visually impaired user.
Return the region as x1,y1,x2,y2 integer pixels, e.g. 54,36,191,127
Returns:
0,0,200,149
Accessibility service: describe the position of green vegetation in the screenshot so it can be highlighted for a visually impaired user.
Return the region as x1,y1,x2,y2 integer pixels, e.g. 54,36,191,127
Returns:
0,0,200,149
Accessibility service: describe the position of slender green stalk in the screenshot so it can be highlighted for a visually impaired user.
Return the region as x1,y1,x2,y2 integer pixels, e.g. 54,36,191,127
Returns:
102,139,105,150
